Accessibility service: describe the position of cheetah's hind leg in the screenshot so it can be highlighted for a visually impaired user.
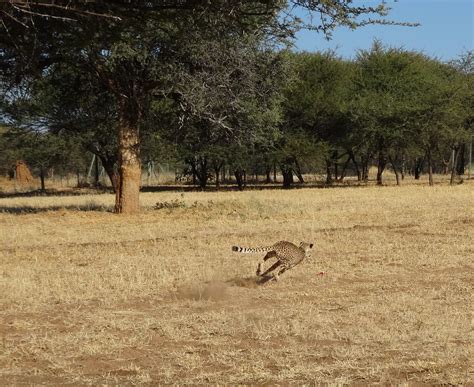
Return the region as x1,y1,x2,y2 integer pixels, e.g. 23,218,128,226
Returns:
272,266,289,281
263,251,277,261
258,251,277,277
259,260,282,277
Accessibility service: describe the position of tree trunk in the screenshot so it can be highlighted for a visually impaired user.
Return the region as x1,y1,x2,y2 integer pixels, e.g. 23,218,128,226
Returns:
361,152,370,182
414,166,420,180
362,165,368,181
98,155,118,193
214,169,220,189
456,143,465,175
325,160,333,184
339,155,351,181
442,156,450,175
234,169,245,191
94,156,100,187
376,151,387,186
197,157,208,189
333,150,338,180
192,162,197,186
426,148,434,186
114,99,141,214
39,167,46,192
281,165,294,188
273,163,277,183
394,168,400,186
450,146,460,185
294,158,304,184
389,156,401,186
213,161,223,190
349,150,361,181
414,157,424,180
265,166,272,183
401,156,406,180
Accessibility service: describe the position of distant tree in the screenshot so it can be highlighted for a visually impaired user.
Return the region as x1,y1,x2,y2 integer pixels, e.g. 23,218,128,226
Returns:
0,126,19,177
406,53,473,185
350,42,432,185
448,51,474,182
282,51,352,184
227,144,252,191
275,131,329,188
1,128,85,191
2,62,120,190
174,44,285,190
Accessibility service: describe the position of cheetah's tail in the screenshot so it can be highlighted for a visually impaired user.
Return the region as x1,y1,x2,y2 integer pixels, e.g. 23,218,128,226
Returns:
232,245,272,253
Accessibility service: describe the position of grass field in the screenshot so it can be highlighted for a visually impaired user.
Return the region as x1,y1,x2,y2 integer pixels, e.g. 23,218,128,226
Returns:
0,179,472,384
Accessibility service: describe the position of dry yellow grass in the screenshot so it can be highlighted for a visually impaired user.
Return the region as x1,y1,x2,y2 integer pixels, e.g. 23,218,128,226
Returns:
0,180,473,384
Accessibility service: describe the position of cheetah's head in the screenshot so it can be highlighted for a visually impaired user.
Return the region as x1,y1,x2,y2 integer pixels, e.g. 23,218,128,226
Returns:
299,242,314,256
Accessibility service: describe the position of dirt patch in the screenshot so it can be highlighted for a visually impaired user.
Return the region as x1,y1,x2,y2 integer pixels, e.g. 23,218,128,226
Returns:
226,276,263,288
175,281,229,301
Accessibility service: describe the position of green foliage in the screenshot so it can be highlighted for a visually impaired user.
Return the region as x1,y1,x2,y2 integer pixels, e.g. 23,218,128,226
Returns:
351,42,424,148
0,3,469,190
284,51,351,135
0,127,87,179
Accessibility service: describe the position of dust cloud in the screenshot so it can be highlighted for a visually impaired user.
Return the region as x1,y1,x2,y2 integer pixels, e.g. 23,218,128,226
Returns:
175,281,229,301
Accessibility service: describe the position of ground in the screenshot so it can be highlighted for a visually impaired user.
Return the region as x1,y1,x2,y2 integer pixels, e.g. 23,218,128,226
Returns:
0,178,472,384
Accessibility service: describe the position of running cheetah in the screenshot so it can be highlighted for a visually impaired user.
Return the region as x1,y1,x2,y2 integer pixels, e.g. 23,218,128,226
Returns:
232,241,314,281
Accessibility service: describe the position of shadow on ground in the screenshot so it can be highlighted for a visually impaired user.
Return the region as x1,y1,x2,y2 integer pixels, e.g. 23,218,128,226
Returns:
0,203,113,214
141,182,362,193
0,188,113,199
0,181,368,199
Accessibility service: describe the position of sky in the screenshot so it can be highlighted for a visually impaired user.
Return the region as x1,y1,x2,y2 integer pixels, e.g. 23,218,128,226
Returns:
294,0,473,61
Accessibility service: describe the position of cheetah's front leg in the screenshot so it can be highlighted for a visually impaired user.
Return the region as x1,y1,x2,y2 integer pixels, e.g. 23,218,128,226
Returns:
256,262,262,276
257,251,278,276
271,266,289,281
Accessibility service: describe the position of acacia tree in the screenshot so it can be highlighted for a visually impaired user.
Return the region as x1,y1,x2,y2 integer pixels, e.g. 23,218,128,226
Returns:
0,127,85,191
2,61,122,190
274,131,329,188
282,51,352,183
1,0,407,213
448,51,474,183
403,53,473,186
350,42,433,185
174,40,285,190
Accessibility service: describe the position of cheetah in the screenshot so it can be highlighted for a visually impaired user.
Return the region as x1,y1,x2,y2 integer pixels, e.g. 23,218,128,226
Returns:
231,241,314,282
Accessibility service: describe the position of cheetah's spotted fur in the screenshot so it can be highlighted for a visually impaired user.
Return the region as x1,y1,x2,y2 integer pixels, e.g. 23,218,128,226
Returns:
232,241,314,281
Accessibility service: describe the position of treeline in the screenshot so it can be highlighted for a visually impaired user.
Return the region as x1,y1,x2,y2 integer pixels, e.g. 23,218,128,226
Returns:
2,44,472,191
0,2,472,210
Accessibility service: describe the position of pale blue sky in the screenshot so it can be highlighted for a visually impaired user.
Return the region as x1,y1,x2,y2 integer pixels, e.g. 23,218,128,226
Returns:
295,0,474,61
